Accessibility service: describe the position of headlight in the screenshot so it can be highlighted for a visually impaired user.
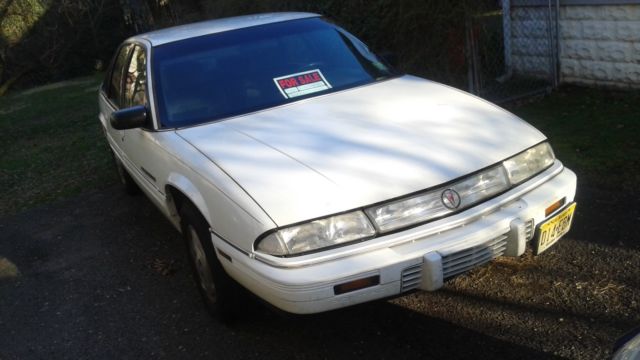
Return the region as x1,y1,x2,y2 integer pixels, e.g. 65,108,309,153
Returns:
365,165,510,232
502,142,555,184
256,211,375,256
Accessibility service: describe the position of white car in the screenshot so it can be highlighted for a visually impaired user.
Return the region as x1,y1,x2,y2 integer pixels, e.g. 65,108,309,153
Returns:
99,12,577,321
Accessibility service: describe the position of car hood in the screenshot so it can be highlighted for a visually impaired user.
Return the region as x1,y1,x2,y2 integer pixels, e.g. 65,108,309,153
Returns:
176,75,546,226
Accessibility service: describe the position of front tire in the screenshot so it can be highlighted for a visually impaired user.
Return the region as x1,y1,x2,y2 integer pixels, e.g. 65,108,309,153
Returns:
180,203,240,323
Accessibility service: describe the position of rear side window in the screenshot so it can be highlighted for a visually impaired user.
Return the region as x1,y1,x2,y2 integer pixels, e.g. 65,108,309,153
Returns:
123,46,148,108
108,44,133,107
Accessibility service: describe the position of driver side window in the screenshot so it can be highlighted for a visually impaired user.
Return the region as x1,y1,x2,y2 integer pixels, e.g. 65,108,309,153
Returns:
108,44,133,107
123,46,148,108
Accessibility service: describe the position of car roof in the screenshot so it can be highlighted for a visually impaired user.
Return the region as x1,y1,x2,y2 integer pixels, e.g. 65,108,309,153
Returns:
131,12,321,46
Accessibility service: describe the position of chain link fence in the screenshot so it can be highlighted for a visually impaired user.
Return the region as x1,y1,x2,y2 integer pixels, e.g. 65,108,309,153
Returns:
466,0,559,103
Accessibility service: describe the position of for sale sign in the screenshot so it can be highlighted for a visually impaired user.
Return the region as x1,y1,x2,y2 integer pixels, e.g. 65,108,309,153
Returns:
273,69,332,99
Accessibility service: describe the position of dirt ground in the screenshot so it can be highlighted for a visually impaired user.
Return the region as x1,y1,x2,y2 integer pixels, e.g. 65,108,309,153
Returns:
1,181,639,359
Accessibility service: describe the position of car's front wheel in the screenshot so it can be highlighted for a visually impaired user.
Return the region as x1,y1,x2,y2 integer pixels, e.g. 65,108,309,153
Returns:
180,203,240,323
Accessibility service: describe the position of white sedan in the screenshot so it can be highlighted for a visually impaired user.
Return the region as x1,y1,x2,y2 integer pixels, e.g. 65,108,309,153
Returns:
99,12,577,321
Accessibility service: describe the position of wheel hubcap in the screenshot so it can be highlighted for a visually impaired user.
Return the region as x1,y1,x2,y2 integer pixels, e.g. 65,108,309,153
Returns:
187,225,216,302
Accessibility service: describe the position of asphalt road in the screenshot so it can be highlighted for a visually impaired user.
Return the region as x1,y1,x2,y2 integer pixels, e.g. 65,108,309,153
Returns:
1,184,638,359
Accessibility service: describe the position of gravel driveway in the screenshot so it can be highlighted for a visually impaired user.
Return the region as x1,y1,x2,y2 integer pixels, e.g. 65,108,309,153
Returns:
1,184,638,359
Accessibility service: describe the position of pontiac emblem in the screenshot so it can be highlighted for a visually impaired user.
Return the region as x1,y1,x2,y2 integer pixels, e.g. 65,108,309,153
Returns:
441,189,461,209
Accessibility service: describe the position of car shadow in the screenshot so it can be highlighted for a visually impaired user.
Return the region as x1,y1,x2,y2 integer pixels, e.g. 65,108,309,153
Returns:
0,187,565,359
233,299,561,360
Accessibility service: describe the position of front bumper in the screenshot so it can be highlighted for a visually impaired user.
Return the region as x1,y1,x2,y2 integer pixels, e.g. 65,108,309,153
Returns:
212,162,577,314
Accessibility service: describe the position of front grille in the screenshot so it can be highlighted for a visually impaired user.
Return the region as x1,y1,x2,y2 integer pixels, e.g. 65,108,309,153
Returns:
525,219,535,240
400,263,422,292
441,233,509,279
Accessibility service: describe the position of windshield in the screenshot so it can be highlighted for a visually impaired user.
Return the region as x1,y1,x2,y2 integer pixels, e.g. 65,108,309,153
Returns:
152,17,398,128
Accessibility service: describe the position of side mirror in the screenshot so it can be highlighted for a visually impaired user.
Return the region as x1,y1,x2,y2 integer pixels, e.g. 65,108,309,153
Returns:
110,105,148,130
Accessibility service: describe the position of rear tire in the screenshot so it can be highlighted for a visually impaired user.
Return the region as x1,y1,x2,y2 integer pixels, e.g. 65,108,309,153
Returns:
180,203,240,323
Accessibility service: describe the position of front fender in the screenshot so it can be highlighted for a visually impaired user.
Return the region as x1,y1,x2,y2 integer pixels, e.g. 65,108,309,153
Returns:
166,172,212,225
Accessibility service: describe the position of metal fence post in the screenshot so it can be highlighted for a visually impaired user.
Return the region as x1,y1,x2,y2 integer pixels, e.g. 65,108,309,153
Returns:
547,0,558,88
465,16,475,94
502,0,513,80
465,16,481,95
555,0,561,86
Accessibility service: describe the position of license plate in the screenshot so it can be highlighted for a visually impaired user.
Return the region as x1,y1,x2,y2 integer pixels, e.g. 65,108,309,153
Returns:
535,202,577,255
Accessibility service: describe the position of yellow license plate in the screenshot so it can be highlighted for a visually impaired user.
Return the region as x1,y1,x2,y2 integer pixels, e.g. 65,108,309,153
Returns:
535,202,577,255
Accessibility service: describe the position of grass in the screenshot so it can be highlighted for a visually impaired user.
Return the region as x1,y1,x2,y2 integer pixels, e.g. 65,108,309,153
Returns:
509,86,640,191
0,74,116,216
0,79,638,216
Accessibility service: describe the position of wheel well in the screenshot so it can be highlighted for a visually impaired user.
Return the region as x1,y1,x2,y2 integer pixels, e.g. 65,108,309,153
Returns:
166,185,190,222
166,185,213,237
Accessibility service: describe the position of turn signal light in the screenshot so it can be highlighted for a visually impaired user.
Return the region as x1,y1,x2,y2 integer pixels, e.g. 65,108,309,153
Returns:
334,275,380,295
545,197,566,217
